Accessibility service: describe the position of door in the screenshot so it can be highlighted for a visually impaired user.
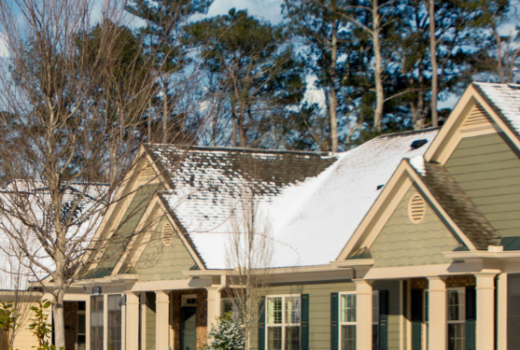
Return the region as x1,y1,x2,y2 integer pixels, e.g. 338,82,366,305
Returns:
182,307,197,350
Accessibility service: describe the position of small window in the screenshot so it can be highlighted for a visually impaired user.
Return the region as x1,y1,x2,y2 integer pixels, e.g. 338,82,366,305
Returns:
339,293,356,350
408,193,426,224
182,294,197,307
162,223,174,246
222,298,240,320
266,295,301,350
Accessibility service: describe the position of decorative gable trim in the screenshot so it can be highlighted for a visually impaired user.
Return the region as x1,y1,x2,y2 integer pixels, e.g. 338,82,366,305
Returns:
425,84,520,165
336,159,477,261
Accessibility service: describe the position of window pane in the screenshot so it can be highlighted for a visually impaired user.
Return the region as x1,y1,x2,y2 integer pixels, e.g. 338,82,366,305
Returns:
341,294,356,323
222,299,233,314
267,297,283,324
448,291,459,321
285,326,300,350
341,325,356,350
448,324,465,350
108,295,122,350
90,296,103,350
285,296,301,324
372,292,379,324
78,313,86,334
78,335,86,350
268,327,282,350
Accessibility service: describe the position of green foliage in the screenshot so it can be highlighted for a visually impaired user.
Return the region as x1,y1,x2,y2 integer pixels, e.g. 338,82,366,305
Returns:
28,300,60,350
204,313,245,350
0,301,17,350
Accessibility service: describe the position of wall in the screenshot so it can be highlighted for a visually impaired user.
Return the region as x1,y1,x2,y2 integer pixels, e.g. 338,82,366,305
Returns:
445,133,520,238
370,185,459,268
136,217,197,282
65,301,78,350
170,289,207,350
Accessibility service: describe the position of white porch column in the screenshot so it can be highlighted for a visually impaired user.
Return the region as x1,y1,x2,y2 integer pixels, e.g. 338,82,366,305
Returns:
475,273,497,350
206,286,221,336
156,291,170,350
497,273,507,350
125,292,140,350
428,276,446,350
353,279,372,350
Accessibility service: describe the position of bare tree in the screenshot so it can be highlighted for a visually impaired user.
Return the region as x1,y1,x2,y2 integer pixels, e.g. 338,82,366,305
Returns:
0,0,175,347
226,192,273,350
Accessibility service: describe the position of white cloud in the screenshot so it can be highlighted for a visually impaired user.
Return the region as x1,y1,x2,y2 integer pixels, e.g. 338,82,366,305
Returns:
303,75,326,110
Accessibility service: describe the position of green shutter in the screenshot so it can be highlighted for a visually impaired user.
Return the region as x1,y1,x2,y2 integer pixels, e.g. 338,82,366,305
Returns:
259,296,266,350
301,294,309,350
331,293,339,350
465,286,476,350
411,289,423,350
379,290,389,350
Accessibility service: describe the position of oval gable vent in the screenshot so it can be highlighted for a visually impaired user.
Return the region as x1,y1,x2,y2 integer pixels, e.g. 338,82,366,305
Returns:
162,223,174,246
408,193,426,224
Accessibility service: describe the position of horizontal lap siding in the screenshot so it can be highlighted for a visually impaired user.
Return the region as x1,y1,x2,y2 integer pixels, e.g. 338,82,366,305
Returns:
445,133,520,238
370,186,458,268
373,280,401,350
250,281,355,350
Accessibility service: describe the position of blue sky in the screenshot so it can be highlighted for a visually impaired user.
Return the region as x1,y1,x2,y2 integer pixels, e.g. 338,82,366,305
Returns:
204,0,284,23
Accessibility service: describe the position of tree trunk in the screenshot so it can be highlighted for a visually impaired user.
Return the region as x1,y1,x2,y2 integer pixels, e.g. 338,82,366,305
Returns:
493,27,506,83
372,1,384,133
429,0,438,127
162,76,168,144
53,276,66,349
329,22,339,152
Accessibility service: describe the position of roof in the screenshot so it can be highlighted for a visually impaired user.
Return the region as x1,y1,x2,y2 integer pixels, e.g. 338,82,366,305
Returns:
473,82,520,138
420,162,501,249
148,130,439,269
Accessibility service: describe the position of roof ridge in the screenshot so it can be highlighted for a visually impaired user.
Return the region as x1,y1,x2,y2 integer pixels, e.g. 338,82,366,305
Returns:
146,143,338,157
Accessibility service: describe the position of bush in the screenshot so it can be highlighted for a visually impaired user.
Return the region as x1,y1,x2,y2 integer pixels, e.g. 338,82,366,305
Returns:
204,313,245,350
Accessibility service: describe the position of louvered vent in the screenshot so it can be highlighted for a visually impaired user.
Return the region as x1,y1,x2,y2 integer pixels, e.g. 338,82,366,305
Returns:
139,165,156,180
162,223,174,246
408,193,426,224
462,104,492,129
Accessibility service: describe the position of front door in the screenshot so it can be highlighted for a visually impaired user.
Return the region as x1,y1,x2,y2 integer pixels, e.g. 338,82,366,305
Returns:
181,307,197,350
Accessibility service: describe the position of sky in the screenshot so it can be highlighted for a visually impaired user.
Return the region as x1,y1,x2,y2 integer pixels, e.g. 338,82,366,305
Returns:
203,0,284,23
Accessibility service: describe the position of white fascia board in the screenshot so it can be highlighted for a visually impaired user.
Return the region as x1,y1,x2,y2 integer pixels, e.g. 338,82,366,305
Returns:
444,251,520,259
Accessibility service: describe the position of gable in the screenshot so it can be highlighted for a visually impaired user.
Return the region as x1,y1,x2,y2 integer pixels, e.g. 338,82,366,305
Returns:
133,215,198,282
369,185,461,268
445,133,520,240
96,183,161,275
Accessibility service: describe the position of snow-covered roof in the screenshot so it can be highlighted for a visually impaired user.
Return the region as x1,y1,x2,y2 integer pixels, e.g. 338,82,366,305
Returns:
473,82,520,136
149,130,439,269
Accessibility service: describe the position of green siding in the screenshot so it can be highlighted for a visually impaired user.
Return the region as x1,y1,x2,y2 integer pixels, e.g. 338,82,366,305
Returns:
136,216,197,282
370,186,460,268
373,281,400,350
445,133,520,238
146,292,156,350
250,281,402,350
98,184,159,272
250,281,355,350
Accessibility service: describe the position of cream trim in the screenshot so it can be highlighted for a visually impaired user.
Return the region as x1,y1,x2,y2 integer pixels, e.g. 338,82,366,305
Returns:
408,192,426,224
130,277,213,292
425,84,520,164
337,161,413,260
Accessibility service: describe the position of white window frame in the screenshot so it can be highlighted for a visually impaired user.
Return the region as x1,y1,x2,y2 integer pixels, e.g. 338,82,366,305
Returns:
339,292,357,350
265,294,301,350
446,288,466,350
182,294,198,307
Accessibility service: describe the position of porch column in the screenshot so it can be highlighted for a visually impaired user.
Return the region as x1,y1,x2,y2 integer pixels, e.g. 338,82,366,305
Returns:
206,286,221,336
497,273,507,350
353,279,372,350
427,276,446,350
125,292,140,350
475,273,496,350
42,293,54,344
156,291,170,350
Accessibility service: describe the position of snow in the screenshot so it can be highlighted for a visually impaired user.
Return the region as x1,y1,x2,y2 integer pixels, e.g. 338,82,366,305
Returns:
474,82,520,136
158,130,438,269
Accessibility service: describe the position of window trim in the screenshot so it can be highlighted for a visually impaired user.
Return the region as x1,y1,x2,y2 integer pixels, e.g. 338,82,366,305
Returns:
446,287,466,350
338,292,357,350
265,294,302,350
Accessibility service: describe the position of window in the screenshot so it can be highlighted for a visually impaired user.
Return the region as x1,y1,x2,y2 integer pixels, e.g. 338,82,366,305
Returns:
447,288,465,350
372,291,379,350
90,296,104,350
222,298,240,320
339,293,356,350
266,295,301,350
77,302,86,350
108,295,123,350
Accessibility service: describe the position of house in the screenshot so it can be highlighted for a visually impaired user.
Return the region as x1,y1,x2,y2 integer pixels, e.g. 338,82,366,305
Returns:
17,82,520,350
